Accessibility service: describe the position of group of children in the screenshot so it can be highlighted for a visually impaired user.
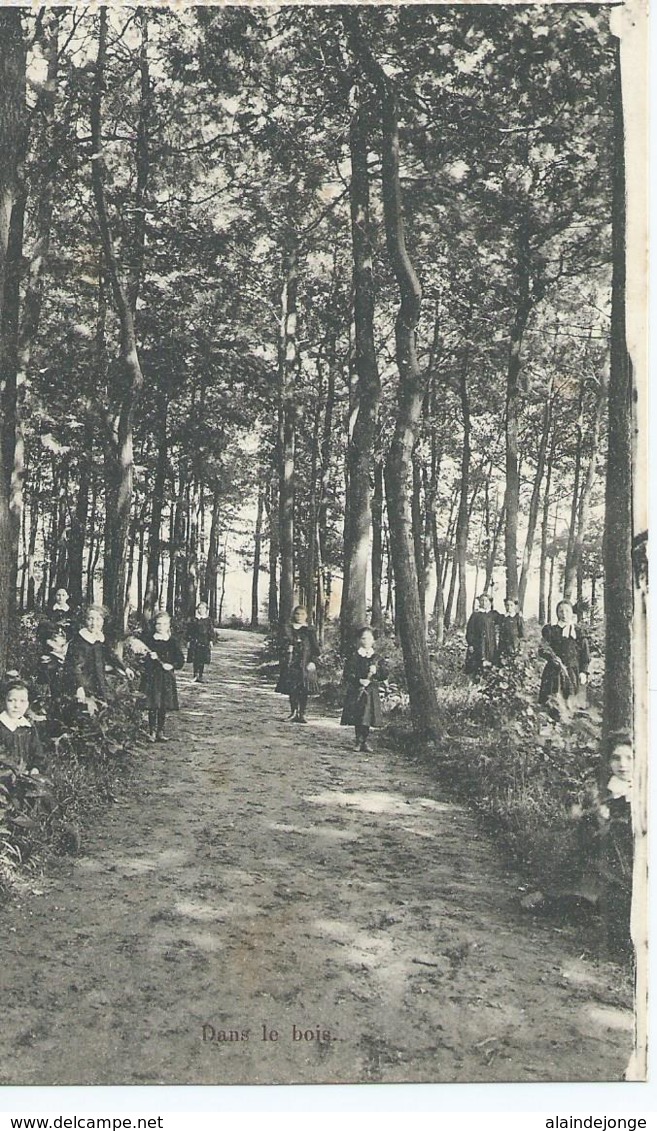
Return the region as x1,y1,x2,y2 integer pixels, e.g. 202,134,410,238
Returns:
464,594,525,677
0,594,216,765
0,585,592,771
275,606,388,752
465,591,590,712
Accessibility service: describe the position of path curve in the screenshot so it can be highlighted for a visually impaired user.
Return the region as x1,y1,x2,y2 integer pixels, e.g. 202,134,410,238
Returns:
0,630,633,1085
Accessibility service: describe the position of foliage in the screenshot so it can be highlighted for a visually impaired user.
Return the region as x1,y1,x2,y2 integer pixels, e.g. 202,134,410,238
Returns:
421,625,630,922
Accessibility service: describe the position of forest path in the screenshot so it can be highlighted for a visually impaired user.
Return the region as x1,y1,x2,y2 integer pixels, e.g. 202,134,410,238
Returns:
0,630,633,1085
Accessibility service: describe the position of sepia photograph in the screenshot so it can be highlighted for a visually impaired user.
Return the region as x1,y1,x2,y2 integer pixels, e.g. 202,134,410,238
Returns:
0,0,648,1097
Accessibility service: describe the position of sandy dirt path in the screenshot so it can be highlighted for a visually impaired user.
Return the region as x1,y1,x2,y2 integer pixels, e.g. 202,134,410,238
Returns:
0,629,633,1085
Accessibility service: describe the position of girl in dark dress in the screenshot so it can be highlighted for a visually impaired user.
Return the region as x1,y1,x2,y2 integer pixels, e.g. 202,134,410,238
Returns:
539,599,590,710
464,594,497,677
140,611,185,742
0,680,43,769
37,587,78,649
340,627,388,752
495,596,525,664
275,606,320,723
187,602,213,683
66,605,133,707
37,624,74,718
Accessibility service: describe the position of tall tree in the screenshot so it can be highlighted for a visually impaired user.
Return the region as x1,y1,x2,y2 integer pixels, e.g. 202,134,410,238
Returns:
348,12,440,738
90,7,145,629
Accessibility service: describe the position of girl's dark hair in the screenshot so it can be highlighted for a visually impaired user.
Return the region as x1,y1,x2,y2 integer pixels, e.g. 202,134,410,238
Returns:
356,625,375,639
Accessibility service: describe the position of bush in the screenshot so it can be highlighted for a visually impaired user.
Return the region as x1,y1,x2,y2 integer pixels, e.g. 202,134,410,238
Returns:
427,625,629,919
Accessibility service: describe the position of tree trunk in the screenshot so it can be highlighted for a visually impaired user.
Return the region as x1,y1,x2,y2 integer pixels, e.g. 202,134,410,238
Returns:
411,450,425,622
603,39,633,758
204,493,221,620
0,9,26,666
563,377,585,601
166,472,185,614
144,401,168,619
68,438,91,608
217,537,228,627
519,379,554,609
453,347,471,627
86,471,100,603
317,334,337,631
503,212,533,602
137,518,146,615
572,373,608,604
431,516,445,644
304,394,321,623
352,21,439,737
370,459,384,631
341,97,381,643
91,7,144,632
277,235,298,629
265,470,279,627
538,430,557,623
8,14,61,615
186,479,200,618
25,474,38,611
547,500,559,624
251,483,264,628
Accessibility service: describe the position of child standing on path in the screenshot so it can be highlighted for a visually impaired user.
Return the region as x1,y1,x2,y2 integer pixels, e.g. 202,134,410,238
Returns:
0,680,43,768
140,611,185,742
340,627,388,752
275,605,320,723
186,602,213,683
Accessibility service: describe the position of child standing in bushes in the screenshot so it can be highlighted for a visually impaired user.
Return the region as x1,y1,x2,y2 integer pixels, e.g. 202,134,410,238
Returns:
495,596,525,664
465,593,497,678
0,680,43,768
187,601,213,683
66,605,133,708
275,605,320,723
539,599,590,712
141,610,185,742
37,624,73,717
340,627,388,753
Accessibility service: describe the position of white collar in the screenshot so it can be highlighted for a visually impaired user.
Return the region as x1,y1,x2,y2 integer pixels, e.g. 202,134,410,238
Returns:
357,647,374,657
558,623,576,637
79,627,105,644
292,623,305,631
153,632,170,641
195,613,207,620
0,711,32,732
53,602,70,612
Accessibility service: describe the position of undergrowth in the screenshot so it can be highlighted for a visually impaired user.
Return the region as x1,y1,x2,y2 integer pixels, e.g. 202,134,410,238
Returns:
0,613,144,901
